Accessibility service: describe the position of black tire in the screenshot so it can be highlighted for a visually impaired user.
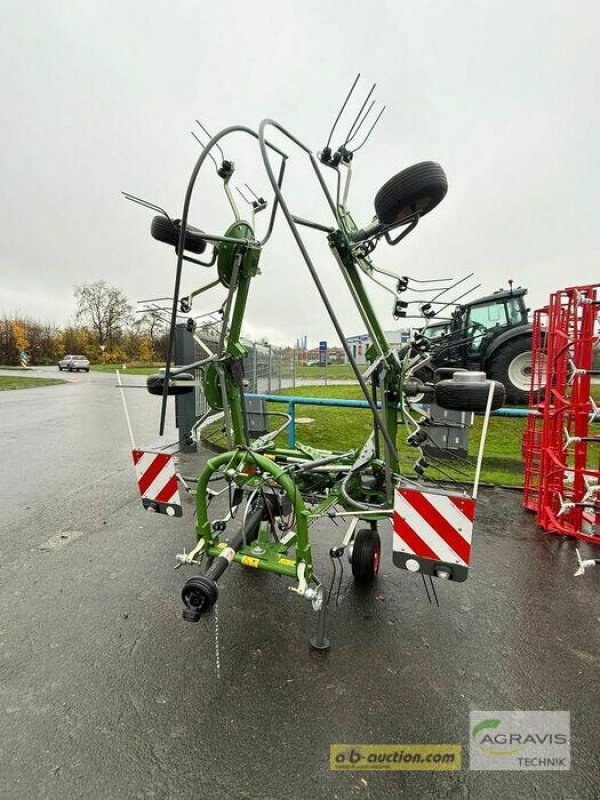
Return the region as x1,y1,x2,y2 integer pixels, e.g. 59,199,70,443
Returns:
351,528,381,584
374,161,448,226
147,372,194,396
434,379,505,412
58,366,62,371
487,336,537,406
151,215,207,254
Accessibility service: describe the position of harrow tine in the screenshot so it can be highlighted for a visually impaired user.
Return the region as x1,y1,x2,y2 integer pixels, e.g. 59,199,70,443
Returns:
325,73,361,149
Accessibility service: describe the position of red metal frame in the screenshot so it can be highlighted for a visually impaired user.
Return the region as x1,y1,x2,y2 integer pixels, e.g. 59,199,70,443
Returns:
522,284,600,543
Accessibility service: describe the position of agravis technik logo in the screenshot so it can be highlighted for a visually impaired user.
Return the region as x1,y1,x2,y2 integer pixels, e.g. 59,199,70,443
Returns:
470,711,570,771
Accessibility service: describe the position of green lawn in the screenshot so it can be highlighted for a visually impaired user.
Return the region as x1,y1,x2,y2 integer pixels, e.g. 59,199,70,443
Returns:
0,376,66,391
293,363,356,380
90,363,162,375
90,362,356,380
203,383,527,488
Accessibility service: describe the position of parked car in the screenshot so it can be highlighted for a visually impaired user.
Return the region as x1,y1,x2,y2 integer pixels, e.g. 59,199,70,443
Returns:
58,354,90,372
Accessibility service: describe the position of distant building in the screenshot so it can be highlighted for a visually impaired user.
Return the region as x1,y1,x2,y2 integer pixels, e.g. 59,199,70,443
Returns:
294,343,345,364
344,329,411,365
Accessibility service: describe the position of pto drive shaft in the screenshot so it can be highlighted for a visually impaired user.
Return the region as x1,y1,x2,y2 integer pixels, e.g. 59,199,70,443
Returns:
181,495,265,622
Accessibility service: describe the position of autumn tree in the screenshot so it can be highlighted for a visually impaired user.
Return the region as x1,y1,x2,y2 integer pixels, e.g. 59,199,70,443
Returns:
73,281,133,348
12,320,29,357
136,309,167,360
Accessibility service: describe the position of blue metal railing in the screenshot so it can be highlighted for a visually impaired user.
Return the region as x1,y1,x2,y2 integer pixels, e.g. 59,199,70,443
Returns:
245,392,536,449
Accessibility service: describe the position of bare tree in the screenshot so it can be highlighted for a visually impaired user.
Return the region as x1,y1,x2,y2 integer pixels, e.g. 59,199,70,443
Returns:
73,281,132,347
136,308,167,342
130,309,168,361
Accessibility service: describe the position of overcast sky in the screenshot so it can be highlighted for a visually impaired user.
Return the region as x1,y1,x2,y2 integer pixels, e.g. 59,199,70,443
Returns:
1,1,599,347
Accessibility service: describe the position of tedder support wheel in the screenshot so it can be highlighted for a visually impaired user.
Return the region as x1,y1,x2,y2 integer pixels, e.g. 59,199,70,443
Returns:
487,337,543,406
150,215,207,254
146,372,195,396
351,528,381,584
434,378,505,412
374,161,448,226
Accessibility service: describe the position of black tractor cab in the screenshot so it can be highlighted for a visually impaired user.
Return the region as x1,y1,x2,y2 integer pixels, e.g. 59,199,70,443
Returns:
416,286,537,405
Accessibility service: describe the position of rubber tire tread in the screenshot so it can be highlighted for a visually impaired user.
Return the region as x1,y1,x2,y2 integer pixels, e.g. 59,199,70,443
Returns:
147,372,194,396
434,379,505,412
374,161,448,225
151,215,207,254
351,528,381,584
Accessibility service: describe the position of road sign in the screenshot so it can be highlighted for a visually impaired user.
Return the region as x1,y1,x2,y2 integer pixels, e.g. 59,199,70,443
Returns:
319,340,327,365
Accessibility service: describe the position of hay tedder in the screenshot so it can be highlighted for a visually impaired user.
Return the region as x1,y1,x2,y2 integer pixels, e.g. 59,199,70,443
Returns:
124,76,505,648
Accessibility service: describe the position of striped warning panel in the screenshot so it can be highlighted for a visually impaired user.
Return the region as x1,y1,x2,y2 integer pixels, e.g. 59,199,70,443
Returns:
132,449,182,517
392,487,475,582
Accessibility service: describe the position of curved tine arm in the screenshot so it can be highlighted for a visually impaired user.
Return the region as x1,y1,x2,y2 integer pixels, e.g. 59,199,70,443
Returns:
257,118,399,465
326,73,360,150
343,84,376,148
429,272,474,304
258,119,340,222
185,277,221,305
121,193,177,227
259,157,286,247
334,166,344,228
345,99,375,147
159,124,288,435
360,267,397,298
351,106,386,154
223,178,241,222
436,284,481,316
252,412,293,451
341,161,352,208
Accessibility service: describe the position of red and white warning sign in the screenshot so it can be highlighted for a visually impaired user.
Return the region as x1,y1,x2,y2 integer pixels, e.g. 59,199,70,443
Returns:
132,449,182,517
392,487,475,582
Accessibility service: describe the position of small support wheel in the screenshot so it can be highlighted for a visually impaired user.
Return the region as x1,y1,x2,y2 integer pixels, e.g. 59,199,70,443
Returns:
374,161,448,226
351,528,381,584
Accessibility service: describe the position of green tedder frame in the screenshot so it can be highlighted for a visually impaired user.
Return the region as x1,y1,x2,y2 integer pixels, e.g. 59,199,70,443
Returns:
126,78,503,646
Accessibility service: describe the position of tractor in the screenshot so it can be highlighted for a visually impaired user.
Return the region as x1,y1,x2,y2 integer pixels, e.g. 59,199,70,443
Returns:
412,286,542,405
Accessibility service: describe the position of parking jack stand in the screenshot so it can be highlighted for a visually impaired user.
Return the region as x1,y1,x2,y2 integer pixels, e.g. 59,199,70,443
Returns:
310,597,330,651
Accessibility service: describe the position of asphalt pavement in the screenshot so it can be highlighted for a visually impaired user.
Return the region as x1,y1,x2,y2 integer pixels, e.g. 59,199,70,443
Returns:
1,368,599,799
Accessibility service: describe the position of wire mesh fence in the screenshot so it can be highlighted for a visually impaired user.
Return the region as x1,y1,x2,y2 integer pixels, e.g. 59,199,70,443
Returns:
192,335,291,418
189,327,354,420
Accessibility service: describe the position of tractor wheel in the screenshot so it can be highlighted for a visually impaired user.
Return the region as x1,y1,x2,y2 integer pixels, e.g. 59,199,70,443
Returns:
351,528,381,584
434,378,505,412
374,161,448,226
488,337,545,406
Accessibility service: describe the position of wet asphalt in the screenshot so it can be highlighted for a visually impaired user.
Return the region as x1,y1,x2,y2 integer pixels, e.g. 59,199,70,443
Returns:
1,368,599,800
